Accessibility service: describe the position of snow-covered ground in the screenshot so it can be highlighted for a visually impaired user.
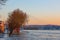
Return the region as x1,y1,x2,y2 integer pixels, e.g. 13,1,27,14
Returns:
1,30,60,40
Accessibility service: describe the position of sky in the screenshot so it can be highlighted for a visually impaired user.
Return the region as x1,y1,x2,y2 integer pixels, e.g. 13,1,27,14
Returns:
0,0,60,25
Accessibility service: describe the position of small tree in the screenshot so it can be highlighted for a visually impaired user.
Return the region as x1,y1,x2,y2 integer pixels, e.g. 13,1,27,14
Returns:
7,9,28,36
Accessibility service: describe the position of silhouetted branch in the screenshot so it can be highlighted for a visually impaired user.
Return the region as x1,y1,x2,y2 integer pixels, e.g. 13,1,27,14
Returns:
0,0,7,5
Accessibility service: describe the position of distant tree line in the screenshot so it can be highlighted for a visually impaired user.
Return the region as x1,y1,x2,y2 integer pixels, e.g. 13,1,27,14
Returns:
23,25,60,30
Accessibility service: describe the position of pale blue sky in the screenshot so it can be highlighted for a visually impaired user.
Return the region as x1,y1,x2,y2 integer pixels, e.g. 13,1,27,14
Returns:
0,0,60,25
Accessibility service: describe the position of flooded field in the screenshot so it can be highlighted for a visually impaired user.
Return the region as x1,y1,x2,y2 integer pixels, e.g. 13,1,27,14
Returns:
0,30,60,40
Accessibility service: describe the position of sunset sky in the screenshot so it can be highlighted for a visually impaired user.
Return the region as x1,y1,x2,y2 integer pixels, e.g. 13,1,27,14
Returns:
0,0,60,25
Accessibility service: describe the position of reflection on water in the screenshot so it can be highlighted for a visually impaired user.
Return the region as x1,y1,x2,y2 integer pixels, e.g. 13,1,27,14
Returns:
0,30,60,40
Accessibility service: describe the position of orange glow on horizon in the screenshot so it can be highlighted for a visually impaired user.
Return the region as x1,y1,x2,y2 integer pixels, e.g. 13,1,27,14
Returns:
28,17,60,25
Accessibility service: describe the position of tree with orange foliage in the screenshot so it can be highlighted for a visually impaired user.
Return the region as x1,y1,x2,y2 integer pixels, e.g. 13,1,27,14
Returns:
7,9,28,36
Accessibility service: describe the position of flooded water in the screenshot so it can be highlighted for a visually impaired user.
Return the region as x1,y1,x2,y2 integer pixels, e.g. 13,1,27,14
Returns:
0,30,60,40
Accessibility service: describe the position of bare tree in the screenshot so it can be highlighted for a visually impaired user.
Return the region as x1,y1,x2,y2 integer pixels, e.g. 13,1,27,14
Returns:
0,0,8,9
7,9,28,36
0,0,7,5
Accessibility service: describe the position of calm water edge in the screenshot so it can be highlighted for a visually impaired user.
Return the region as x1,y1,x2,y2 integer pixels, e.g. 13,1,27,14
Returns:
0,30,60,40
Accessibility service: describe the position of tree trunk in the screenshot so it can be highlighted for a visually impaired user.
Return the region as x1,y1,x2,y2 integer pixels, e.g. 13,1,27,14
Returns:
9,29,13,36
